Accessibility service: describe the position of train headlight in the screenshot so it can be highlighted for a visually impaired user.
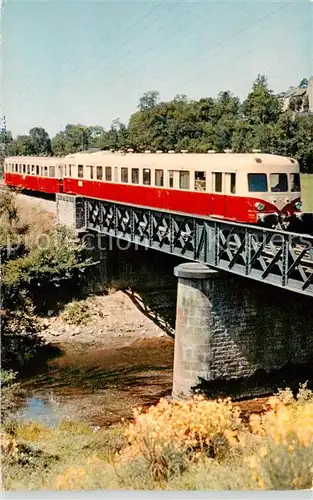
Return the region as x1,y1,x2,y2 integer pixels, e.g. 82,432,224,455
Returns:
294,201,302,210
254,202,265,211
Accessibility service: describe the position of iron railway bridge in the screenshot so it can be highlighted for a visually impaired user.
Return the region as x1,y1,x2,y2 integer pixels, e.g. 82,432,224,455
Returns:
77,197,313,298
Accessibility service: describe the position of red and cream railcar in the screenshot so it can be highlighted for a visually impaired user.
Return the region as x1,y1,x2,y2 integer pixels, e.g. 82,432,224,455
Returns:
61,151,302,226
3,151,302,227
3,156,64,194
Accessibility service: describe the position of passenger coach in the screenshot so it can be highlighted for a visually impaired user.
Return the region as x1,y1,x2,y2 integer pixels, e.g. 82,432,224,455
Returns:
3,151,302,228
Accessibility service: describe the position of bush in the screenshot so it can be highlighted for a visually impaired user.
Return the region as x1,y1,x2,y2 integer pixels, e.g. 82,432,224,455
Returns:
121,395,243,481
246,386,313,490
0,190,94,379
2,387,313,491
61,301,91,326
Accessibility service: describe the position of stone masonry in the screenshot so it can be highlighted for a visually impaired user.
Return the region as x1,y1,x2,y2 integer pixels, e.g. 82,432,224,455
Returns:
56,193,85,230
172,262,313,399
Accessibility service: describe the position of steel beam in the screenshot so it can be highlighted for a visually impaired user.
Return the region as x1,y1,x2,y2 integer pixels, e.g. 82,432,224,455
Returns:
83,198,313,297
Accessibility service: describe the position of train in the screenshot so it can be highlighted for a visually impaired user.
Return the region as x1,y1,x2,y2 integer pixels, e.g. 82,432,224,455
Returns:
3,150,304,229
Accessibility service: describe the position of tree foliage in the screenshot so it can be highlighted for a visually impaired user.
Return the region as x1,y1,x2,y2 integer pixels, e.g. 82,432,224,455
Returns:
3,74,313,172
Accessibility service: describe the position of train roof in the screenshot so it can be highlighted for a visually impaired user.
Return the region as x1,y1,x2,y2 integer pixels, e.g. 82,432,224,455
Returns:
63,151,299,170
5,152,299,171
4,155,61,164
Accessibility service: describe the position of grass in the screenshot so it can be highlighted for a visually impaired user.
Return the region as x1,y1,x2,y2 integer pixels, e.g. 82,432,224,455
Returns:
2,384,313,491
301,173,313,213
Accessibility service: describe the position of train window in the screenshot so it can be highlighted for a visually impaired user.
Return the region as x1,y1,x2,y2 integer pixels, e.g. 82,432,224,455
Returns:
131,168,139,184
143,169,151,185
44,166,48,177
78,165,84,178
225,173,236,194
270,173,288,192
155,169,164,187
68,165,72,177
105,166,112,181
40,166,43,176
23,165,26,174
169,170,174,188
88,166,94,180
121,167,128,183
49,166,55,177
31,165,35,175
15,163,19,173
27,165,30,175
96,166,103,180
290,173,300,192
214,173,222,193
36,165,39,175
248,173,268,192
179,171,190,190
195,171,206,191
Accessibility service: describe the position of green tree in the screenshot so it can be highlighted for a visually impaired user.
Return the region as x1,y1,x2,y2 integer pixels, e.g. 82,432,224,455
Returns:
99,119,128,150
292,115,313,172
10,135,35,156
138,91,160,111
29,127,52,156
87,125,105,149
241,74,281,125
52,124,91,155
51,131,67,156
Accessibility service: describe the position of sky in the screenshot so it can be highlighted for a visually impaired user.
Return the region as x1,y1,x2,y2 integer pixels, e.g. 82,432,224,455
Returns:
2,0,313,138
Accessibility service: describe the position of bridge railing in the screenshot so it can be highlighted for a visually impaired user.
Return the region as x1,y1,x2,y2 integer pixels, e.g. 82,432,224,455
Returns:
82,197,313,297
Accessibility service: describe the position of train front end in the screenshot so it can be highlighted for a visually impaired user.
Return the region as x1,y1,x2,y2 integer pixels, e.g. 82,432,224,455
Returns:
246,157,302,230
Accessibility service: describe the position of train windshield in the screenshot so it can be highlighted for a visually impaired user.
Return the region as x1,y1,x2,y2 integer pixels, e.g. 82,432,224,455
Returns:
270,173,288,192
290,173,300,192
248,173,268,192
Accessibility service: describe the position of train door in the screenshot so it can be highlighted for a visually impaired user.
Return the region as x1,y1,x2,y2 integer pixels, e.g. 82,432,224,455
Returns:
224,173,236,219
57,164,64,193
211,172,224,218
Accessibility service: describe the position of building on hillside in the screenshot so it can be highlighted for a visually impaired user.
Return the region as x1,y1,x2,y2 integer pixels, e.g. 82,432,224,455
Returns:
280,76,313,114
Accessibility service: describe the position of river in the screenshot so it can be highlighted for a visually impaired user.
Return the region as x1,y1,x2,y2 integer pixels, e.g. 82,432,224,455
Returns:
13,337,174,427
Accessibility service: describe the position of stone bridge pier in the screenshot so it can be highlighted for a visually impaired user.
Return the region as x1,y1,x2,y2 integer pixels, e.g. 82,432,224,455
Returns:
172,262,313,400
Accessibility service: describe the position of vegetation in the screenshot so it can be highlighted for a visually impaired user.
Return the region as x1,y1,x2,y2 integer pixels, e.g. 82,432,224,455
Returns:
61,300,91,326
1,385,312,491
1,75,313,172
0,189,94,378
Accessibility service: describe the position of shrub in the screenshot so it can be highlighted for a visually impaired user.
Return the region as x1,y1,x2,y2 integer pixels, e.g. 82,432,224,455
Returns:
61,301,91,326
246,386,313,489
121,395,243,481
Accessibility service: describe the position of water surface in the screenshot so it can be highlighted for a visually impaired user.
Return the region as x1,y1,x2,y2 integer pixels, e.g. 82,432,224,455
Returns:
16,337,174,426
